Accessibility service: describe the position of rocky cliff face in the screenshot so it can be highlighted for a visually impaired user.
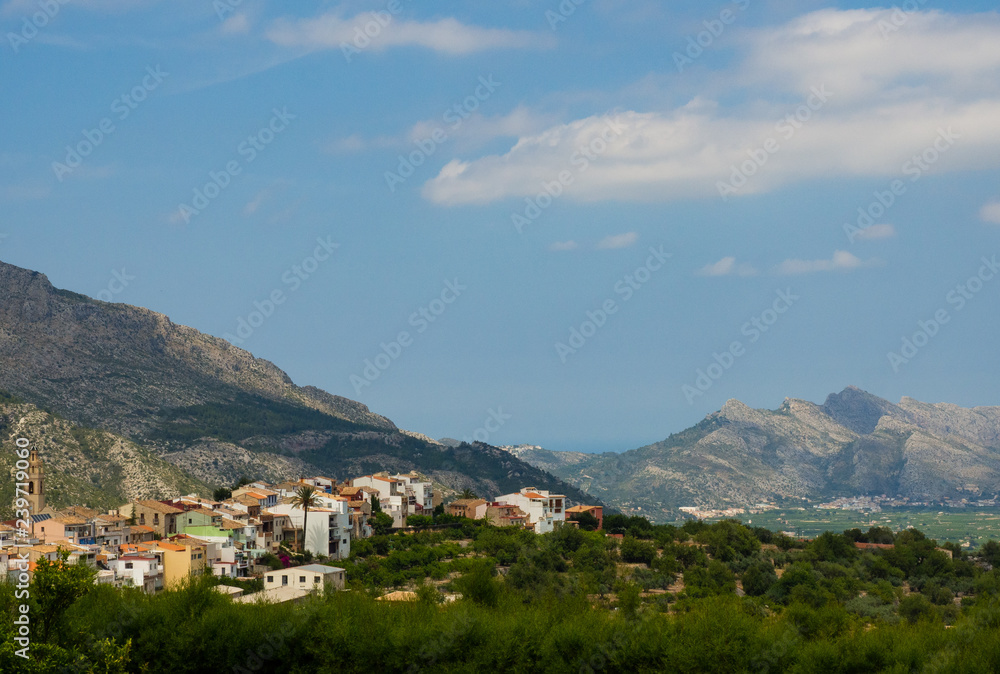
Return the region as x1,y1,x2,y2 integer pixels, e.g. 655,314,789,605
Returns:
0,261,395,436
0,259,597,508
507,386,1000,519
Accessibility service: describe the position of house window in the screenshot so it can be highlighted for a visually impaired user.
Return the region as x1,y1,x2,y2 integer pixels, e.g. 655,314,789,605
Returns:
140,514,145,525
313,577,320,583
299,576,306,584
188,518,192,524
267,575,274,583
281,575,288,586
125,562,133,569
153,514,159,526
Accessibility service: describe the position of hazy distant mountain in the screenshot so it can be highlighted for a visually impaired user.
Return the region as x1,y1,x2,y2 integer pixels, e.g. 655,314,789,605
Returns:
0,259,598,509
505,388,1000,520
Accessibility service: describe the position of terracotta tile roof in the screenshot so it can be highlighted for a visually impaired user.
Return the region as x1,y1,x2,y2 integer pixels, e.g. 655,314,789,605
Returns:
32,544,61,553
135,500,184,515
522,492,546,500
184,507,219,518
131,525,155,534
54,515,89,525
61,506,100,519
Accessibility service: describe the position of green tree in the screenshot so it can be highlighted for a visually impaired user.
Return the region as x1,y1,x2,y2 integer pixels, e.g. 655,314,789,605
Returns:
371,511,394,536
291,485,322,553
455,561,500,607
620,536,657,566
459,488,477,500
33,551,97,643
899,594,937,624
980,540,1000,567
569,511,600,531
742,560,778,596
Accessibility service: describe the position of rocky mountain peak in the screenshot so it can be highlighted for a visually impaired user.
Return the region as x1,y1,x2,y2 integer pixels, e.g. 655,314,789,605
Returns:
821,386,904,434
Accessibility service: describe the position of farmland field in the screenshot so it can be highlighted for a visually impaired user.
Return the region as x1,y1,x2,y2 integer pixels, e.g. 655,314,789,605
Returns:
702,507,1000,547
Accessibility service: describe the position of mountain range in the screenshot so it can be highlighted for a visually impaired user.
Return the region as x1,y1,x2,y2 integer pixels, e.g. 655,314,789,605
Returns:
0,259,597,515
503,387,1000,520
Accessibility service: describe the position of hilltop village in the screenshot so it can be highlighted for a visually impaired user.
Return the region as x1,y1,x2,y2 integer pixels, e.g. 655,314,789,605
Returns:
2,448,603,601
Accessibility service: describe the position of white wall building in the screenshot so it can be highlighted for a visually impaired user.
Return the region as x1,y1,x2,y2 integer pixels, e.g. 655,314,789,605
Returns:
269,500,352,560
351,476,407,527
495,488,566,534
264,563,346,593
114,554,163,593
391,474,434,515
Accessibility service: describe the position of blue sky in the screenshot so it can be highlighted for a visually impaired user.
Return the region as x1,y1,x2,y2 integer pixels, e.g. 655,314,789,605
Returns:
3,1,1000,454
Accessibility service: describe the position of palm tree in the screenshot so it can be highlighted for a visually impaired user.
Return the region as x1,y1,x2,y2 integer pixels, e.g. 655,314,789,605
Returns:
459,488,477,500
291,485,321,553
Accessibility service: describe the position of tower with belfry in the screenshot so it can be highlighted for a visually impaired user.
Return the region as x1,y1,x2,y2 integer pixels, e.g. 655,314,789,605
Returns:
27,447,45,513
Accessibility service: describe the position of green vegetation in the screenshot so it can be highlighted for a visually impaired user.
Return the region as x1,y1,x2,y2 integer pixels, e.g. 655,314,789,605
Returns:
148,392,372,444
10,517,1000,671
0,389,25,405
723,505,1000,546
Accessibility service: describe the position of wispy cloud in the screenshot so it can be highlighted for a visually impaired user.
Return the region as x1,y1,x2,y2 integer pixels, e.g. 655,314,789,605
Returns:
696,256,758,277
980,201,1000,225
596,232,638,250
773,250,879,275
854,223,896,240
221,13,251,35
243,181,290,216
423,9,1000,206
549,240,578,251
266,12,554,55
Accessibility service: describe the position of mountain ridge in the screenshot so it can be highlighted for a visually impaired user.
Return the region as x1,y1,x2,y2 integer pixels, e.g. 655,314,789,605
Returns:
503,388,1000,520
0,258,600,510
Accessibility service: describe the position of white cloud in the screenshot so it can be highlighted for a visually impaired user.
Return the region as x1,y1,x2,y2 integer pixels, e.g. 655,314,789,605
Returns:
221,13,251,35
266,12,554,55
696,256,758,277
422,9,1000,206
773,250,878,275
596,232,638,250
854,223,896,240
408,106,559,151
549,240,579,251
243,181,289,216
980,201,1000,225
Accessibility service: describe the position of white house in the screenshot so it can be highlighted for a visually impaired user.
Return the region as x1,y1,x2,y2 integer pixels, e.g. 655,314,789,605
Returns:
264,563,346,594
391,474,435,515
351,475,407,527
495,488,566,534
114,554,162,593
268,500,352,560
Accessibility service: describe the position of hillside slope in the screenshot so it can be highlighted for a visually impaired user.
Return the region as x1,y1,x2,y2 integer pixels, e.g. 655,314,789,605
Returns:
0,259,598,507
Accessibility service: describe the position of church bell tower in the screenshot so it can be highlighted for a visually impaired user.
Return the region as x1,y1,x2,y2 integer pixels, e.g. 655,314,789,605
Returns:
27,448,45,513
